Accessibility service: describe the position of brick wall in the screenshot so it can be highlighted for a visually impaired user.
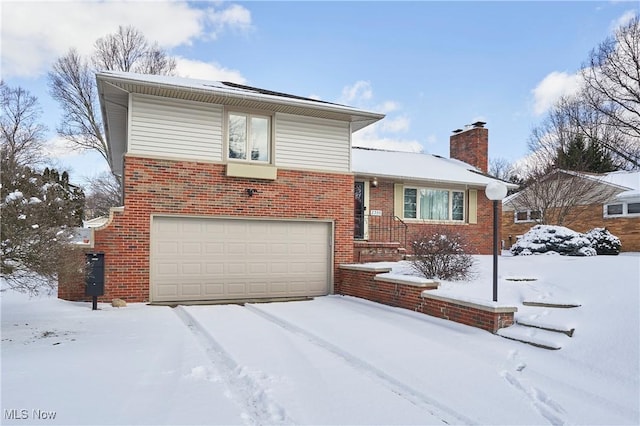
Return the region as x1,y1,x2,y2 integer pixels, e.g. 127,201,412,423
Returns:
367,180,501,255
337,267,434,310
502,204,640,251
58,155,355,302
337,265,516,333
449,125,488,173
419,293,515,332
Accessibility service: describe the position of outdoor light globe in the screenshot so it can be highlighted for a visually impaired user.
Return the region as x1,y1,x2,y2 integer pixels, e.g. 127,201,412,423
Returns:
485,181,508,201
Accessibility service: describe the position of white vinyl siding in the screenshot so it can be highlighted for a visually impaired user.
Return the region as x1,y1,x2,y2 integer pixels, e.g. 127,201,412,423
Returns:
129,94,223,161
275,113,350,172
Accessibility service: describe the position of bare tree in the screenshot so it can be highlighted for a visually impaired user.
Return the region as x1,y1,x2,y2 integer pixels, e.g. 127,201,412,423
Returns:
48,25,176,178
93,26,176,74
580,15,640,167
489,157,514,181
84,172,122,218
505,169,618,227
0,83,48,169
1,85,86,294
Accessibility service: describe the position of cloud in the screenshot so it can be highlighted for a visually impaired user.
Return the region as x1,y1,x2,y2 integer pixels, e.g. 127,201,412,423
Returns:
352,127,423,153
205,4,253,39
339,81,373,104
381,116,410,133
1,2,252,78
42,136,86,160
339,80,422,152
377,100,400,113
531,71,581,116
610,10,637,31
175,57,247,83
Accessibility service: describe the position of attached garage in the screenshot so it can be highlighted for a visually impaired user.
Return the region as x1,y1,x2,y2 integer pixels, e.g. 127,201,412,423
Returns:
150,216,332,303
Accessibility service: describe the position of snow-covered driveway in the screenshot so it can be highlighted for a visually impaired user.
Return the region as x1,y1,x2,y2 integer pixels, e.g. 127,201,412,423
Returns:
2,279,638,425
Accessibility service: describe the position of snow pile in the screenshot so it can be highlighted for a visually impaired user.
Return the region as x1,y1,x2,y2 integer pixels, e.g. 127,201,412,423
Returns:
585,227,622,255
511,225,601,256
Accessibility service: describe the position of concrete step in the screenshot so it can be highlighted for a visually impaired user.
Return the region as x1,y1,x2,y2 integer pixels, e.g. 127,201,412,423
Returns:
522,300,581,308
516,317,575,337
497,324,571,350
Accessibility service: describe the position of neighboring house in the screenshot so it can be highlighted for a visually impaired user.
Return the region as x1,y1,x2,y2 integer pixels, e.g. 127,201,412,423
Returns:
502,169,640,251
58,72,513,304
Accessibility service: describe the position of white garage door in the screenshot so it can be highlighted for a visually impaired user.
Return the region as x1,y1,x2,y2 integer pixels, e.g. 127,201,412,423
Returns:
150,216,331,303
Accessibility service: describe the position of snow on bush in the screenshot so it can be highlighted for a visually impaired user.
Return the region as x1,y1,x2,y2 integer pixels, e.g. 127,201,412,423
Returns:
511,225,597,257
410,228,475,280
584,227,621,255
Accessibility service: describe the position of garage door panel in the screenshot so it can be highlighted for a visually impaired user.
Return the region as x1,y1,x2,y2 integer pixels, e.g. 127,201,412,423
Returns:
248,242,268,255
157,241,179,254
227,282,248,295
151,217,331,302
181,263,202,275
227,243,247,255
181,283,203,296
204,283,224,296
205,242,224,254
182,242,202,254
157,263,179,275
205,263,224,274
270,243,288,255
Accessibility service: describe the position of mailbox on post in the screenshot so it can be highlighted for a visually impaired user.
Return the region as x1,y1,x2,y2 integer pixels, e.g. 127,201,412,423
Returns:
85,253,105,310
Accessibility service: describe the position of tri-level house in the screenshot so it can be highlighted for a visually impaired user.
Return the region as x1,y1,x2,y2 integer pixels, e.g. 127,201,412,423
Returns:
59,71,513,304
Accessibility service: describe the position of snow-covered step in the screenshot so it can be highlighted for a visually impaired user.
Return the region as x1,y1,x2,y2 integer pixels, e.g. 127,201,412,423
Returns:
497,324,570,350
522,300,581,308
516,317,575,337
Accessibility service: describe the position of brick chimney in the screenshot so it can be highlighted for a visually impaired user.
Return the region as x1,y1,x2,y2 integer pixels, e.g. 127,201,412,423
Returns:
450,121,488,173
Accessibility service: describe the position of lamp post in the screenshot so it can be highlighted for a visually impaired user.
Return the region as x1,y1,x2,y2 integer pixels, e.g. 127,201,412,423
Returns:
485,181,508,302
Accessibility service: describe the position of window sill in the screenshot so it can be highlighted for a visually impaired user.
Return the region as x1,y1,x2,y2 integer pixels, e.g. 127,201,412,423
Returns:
604,213,640,219
402,219,467,225
226,162,277,180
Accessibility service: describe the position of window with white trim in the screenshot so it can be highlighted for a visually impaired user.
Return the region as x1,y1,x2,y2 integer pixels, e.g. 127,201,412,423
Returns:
514,209,542,223
403,187,465,221
227,112,271,163
604,201,640,217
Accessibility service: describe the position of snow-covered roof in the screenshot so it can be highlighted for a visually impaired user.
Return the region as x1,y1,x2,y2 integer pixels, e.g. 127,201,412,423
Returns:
503,168,640,206
600,170,640,200
352,147,517,188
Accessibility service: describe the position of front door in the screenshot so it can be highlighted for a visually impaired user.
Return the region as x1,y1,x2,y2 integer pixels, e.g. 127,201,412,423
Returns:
354,181,365,239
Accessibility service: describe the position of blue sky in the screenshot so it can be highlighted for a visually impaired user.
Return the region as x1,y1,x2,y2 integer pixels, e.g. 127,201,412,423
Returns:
2,1,637,181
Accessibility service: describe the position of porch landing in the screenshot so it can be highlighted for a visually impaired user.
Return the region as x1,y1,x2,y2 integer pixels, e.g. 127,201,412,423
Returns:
353,241,406,263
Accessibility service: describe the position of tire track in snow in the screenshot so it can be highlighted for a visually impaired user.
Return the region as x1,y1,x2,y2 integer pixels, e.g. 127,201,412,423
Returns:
173,306,295,426
244,303,476,425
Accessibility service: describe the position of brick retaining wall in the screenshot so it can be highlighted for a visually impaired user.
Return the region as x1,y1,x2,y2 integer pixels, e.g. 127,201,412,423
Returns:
338,264,516,333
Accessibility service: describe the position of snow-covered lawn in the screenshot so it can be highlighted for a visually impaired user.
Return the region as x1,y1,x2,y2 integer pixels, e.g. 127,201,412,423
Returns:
1,254,638,425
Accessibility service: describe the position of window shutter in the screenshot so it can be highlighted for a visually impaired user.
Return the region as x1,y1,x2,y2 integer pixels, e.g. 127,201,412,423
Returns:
394,184,404,218
468,189,478,224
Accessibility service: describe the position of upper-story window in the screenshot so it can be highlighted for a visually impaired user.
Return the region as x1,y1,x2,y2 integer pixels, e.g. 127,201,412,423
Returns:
604,201,640,217
403,187,465,221
228,112,271,163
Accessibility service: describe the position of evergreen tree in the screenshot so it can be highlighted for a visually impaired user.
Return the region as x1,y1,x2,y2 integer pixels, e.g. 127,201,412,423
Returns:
555,135,616,173
1,159,85,294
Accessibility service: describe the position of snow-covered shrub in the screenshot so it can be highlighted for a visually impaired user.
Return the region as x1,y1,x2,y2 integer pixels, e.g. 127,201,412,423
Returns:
585,228,621,255
510,225,596,257
410,228,475,280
